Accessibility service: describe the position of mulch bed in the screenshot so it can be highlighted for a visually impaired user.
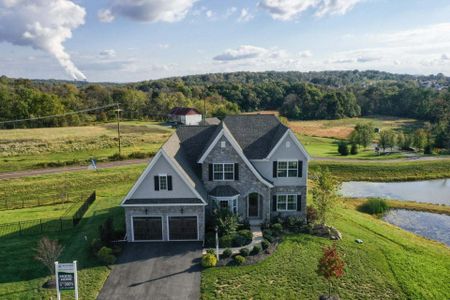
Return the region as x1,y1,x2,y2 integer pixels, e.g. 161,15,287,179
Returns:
216,241,280,267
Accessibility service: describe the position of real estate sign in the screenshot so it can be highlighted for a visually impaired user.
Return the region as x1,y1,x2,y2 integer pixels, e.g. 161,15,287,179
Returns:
55,261,78,300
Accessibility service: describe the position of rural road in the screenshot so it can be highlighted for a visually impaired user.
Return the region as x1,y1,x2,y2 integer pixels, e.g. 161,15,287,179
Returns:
1,155,450,180
0,158,149,180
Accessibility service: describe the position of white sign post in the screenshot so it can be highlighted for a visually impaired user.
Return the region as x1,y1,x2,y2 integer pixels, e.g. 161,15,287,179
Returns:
55,261,79,300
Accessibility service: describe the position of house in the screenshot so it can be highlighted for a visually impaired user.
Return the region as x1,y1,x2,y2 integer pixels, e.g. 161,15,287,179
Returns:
121,114,310,242
168,107,202,125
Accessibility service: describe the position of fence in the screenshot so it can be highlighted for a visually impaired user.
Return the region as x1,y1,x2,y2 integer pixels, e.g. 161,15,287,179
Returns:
0,191,92,211
0,191,96,236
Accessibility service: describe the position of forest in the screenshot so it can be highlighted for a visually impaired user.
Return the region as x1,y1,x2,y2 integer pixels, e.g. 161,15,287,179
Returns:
0,70,449,149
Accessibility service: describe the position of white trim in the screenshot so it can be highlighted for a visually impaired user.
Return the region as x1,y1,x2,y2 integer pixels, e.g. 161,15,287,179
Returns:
209,195,239,201
121,149,207,206
198,125,273,188
131,215,164,242
212,163,235,181
266,129,311,161
123,203,206,207
277,160,299,177
210,195,239,214
276,194,298,212
167,215,199,241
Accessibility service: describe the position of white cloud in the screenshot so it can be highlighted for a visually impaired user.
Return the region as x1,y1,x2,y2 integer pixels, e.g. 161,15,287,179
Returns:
258,0,361,21
0,0,87,80
158,43,170,49
238,8,254,22
99,49,116,58
225,7,237,18
213,45,269,61
98,9,115,23
100,0,197,23
205,10,214,19
298,50,313,58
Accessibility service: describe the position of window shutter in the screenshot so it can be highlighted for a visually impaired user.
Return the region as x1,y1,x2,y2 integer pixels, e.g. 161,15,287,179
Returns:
272,195,277,211
208,164,213,181
297,195,302,211
234,163,239,180
298,161,303,177
273,161,277,178
167,176,173,191
154,176,160,191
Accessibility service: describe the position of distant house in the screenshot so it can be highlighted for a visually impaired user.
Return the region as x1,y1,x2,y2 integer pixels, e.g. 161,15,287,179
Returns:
168,107,202,125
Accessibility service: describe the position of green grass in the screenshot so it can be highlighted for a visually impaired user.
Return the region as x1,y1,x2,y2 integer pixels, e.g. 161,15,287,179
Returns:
201,207,450,299
311,159,450,181
0,164,145,299
0,203,74,223
0,121,171,172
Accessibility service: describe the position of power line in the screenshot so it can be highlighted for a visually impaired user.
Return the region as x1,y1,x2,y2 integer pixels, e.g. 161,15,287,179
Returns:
0,103,119,125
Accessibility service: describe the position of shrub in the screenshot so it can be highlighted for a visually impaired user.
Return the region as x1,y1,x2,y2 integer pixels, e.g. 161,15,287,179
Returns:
350,143,358,155
232,229,252,247
99,217,115,246
359,198,389,215
251,245,261,255
286,216,304,230
263,229,274,243
271,223,283,236
338,141,349,156
222,248,232,258
239,248,250,257
90,238,103,254
239,219,251,230
307,206,318,224
206,249,216,256
108,153,126,161
97,247,116,265
201,253,217,268
261,239,270,250
214,208,239,236
219,234,234,248
128,151,148,159
234,255,246,265
424,144,433,154
238,229,253,241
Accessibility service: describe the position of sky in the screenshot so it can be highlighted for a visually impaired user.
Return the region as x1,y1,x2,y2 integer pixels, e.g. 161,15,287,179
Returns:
1,0,450,82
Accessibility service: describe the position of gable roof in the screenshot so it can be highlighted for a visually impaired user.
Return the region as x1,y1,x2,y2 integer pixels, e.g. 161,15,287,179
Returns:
169,107,201,116
223,115,289,159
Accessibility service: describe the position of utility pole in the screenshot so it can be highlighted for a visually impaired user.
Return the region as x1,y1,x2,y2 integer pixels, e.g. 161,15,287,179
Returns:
115,103,122,157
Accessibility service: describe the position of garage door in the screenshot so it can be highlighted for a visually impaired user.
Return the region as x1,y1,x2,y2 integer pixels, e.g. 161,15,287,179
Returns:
168,216,198,240
133,217,163,241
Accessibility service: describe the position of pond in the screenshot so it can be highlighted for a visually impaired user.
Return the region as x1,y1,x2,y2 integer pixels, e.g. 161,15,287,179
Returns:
383,209,450,246
340,179,450,205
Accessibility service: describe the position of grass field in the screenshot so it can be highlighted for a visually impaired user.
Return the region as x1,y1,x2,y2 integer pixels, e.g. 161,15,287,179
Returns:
201,206,450,299
0,121,172,172
0,164,145,299
289,116,423,139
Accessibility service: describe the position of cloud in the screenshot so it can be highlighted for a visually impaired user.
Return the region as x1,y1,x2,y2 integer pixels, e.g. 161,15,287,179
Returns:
258,0,361,21
225,7,237,18
298,50,313,58
99,49,116,58
98,9,115,23
238,8,254,22
99,0,197,23
0,0,87,80
158,43,170,49
213,45,268,61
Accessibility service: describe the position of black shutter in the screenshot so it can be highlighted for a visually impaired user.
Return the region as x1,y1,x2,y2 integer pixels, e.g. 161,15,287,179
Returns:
273,161,278,178
208,164,213,181
234,163,239,180
298,161,303,177
272,195,277,211
167,176,173,191
154,176,160,191
297,195,302,211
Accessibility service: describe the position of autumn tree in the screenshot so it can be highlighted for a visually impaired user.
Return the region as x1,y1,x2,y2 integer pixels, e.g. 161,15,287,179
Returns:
317,243,345,299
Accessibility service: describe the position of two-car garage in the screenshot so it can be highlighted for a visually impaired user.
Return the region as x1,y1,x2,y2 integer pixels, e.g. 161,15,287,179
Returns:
131,215,199,241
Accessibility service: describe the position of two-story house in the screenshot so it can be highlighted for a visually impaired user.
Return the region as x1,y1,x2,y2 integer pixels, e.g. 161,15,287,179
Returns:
121,115,310,242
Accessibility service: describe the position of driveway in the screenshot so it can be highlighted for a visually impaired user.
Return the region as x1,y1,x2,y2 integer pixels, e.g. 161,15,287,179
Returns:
97,242,202,300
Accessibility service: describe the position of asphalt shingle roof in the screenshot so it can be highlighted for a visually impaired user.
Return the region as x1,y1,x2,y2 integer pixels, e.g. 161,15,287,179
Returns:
209,185,240,197
123,198,204,205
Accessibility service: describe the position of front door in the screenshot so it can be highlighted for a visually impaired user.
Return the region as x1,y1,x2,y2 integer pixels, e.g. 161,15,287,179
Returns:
248,193,259,217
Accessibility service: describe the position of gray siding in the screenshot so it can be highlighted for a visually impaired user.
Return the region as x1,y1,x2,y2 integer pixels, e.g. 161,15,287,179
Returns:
252,132,309,186
130,153,197,199
125,205,205,241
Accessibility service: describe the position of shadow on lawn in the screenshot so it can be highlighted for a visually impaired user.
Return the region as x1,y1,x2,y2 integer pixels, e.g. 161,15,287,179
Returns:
0,205,124,285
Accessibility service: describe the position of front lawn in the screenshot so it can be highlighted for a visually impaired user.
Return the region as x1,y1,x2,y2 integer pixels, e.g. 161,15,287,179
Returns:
201,207,450,299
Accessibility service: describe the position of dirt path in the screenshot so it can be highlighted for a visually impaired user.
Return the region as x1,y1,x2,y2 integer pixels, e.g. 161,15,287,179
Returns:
0,158,149,180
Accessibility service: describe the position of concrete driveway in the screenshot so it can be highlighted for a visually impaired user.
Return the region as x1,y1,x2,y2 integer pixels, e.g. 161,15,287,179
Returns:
97,242,202,300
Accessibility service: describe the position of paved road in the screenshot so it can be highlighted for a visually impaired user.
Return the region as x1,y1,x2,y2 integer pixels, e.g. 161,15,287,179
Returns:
97,242,202,300
0,158,149,180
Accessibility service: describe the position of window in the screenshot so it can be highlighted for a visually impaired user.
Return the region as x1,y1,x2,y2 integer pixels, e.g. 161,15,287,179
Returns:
277,160,298,177
213,163,234,181
159,175,167,190
219,200,228,209
216,198,238,214
276,194,297,211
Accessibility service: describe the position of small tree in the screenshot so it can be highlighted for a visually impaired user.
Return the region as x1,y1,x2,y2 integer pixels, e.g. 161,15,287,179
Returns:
317,243,345,298
413,129,427,151
312,168,341,225
350,123,375,149
350,143,358,155
378,130,396,152
34,237,64,276
337,141,349,156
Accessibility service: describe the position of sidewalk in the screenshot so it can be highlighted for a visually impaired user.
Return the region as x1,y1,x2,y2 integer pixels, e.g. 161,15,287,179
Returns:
203,225,263,254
